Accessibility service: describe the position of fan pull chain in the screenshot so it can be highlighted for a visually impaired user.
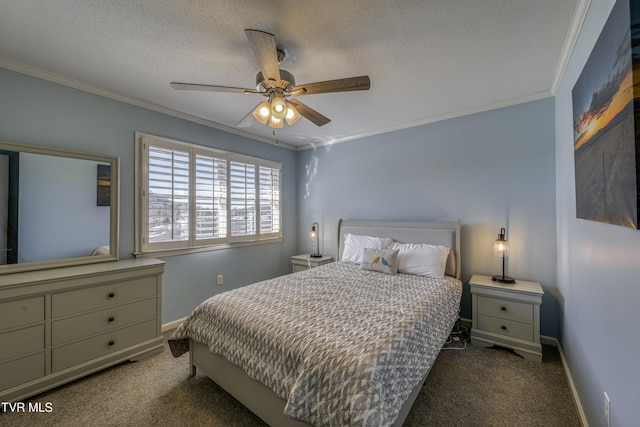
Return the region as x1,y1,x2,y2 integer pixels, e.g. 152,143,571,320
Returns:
273,129,279,145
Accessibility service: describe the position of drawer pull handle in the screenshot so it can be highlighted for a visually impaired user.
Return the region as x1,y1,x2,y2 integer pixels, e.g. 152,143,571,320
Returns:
108,292,115,298
108,317,115,323
108,340,115,346
501,306,506,311
501,325,507,330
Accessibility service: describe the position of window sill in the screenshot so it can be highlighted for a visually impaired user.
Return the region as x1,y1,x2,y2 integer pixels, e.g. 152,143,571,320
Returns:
133,237,283,259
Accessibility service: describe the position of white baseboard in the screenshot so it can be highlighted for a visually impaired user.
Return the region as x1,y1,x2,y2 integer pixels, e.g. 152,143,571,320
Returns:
540,335,556,347
544,336,588,427
162,317,186,333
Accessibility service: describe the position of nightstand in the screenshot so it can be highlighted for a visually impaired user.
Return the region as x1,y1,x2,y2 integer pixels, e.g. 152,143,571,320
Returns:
291,254,334,272
469,274,544,362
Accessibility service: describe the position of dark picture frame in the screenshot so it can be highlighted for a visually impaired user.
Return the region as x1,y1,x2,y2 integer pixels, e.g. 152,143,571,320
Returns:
97,164,111,207
572,0,640,229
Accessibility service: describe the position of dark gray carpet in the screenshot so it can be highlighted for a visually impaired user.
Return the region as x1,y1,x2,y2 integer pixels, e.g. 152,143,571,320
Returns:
1,330,581,426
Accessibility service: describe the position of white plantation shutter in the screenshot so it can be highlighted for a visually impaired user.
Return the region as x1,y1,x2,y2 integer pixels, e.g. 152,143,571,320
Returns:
136,133,281,254
259,163,281,237
195,151,227,243
147,144,190,248
229,159,256,241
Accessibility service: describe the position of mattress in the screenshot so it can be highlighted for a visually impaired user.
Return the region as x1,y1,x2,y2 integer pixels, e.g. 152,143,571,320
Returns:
169,261,462,426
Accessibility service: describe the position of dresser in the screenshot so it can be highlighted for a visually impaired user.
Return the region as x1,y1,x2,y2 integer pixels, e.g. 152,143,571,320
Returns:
469,274,543,362
290,254,334,272
0,258,164,401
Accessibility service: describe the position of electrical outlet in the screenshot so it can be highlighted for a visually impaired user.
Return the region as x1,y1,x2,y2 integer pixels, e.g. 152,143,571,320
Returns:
604,392,610,427
217,275,224,285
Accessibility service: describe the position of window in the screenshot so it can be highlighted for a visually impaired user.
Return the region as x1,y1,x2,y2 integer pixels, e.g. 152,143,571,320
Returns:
135,133,282,255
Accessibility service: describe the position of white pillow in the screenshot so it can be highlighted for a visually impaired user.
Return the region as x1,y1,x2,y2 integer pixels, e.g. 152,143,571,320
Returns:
90,245,110,256
390,242,451,278
341,234,393,264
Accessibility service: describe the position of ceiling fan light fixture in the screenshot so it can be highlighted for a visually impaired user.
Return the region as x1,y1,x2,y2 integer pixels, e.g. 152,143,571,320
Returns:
271,96,287,119
172,30,371,131
252,101,271,124
284,102,300,125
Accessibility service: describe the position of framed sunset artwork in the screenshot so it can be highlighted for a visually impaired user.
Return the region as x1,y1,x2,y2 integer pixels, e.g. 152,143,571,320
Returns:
572,0,640,229
97,164,111,207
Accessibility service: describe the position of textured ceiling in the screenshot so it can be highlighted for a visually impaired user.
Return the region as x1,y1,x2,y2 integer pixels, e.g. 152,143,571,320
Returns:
0,0,586,149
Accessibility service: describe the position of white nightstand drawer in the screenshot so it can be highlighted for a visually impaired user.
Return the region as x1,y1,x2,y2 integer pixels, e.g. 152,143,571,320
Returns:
0,297,44,331
52,319,157,372
52,276,157,318
477,314,533,342
52,298,157,346
477,295,533,322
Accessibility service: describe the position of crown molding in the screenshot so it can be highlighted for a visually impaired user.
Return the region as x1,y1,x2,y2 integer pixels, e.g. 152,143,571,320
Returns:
550,0,591,95
0,59,296,151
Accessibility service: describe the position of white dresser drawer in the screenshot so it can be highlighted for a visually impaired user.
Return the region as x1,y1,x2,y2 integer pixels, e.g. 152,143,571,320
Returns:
0,352,45,390
52,319,157,372
477,314,533,342
52,298,157,346
0,296,44,331
476,295,533,322
52,276,157,318
0,325,45,361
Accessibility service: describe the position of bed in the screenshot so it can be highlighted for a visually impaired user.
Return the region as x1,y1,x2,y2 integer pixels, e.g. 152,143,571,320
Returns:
169,219,462,427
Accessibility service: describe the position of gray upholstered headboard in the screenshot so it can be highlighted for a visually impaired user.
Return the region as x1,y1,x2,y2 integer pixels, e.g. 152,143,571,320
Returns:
337,219,461,279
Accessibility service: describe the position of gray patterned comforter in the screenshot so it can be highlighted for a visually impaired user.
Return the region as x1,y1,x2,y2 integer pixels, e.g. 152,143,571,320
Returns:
169,261,462,426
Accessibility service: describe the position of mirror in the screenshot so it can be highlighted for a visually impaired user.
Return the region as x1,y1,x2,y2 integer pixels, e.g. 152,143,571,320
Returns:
0,140,119,274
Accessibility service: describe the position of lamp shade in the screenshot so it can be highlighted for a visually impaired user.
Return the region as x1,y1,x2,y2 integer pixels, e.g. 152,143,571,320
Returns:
284,102,301,125
270,96,287,119
493,228,508,257
269,115,283,128
252,101,271,124
493,239,509,257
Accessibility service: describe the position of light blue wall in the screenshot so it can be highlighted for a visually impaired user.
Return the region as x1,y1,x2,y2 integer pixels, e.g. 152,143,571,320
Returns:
0,68,298,323
555,0,640,425
296,98,558,336
19,153,110,262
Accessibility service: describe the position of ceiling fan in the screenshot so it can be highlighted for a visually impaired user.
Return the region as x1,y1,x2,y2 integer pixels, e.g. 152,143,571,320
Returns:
170,29,371,128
